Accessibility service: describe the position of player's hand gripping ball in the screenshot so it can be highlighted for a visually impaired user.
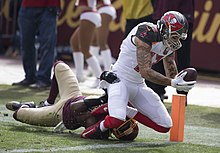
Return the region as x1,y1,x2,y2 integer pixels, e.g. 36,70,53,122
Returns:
178,67,198,82
171,67,197,92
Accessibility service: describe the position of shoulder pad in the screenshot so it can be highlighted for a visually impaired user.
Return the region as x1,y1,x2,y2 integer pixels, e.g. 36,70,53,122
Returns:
135,24,162,45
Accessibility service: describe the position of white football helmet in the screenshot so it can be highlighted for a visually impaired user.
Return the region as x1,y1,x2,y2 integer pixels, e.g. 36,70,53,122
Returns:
157,11,189,51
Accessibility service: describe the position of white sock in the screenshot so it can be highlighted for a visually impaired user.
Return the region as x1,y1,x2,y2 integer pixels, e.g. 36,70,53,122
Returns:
73,52,84,77
44,100,51,106
101,49,112,71
20,104,30,108
100,120,108,132
86,56,102,78
90,46,100,60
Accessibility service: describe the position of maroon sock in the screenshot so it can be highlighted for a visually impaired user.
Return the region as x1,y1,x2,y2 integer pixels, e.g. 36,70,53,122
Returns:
103,115,124,129
133,112,170,133
46,75,58,105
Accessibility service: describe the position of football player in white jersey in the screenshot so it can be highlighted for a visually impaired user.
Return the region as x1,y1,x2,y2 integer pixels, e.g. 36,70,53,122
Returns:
81,11,196,139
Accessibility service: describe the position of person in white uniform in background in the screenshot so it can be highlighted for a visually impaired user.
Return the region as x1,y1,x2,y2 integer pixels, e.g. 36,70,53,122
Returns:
90,0,116,71
70,0,102,88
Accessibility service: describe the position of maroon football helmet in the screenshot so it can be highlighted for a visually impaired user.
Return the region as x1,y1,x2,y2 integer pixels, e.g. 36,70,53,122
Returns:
157,11,188,50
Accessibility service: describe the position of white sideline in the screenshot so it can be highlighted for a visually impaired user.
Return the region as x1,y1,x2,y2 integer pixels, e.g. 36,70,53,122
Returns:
2,142,173,153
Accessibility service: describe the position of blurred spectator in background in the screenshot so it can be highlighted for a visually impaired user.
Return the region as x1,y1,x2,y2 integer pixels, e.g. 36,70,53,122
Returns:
5,0,22,58
122,0,154,37
145,0,195,103
90,0,116,71
70,0,102,88
12,0,60,89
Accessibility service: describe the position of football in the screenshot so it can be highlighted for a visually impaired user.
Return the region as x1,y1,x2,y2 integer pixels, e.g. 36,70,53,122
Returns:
177,67,198,81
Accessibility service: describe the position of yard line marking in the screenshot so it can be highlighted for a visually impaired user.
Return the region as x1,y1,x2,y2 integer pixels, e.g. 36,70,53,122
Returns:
2,142,174,153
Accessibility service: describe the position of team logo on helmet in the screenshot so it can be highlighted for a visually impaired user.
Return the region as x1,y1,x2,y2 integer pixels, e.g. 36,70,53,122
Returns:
157,11,188,51
112,118,139,141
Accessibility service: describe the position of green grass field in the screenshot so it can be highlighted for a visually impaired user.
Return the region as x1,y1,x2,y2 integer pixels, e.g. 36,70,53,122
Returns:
0,85,220,153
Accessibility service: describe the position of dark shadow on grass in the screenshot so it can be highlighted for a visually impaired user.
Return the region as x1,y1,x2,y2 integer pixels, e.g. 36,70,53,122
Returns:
201,112,220,124
63,134,177,153
0,85,49,103
5,123,83,139
7,123,175,146
7,124,52,134
4,124,177,151
66,131,177,149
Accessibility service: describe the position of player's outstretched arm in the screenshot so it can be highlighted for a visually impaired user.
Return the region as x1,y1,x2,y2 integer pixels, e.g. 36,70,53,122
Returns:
135,37,172,86
163,53,178,79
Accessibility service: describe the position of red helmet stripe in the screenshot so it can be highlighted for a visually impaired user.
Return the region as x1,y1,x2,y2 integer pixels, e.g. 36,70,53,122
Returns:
163,13,184,31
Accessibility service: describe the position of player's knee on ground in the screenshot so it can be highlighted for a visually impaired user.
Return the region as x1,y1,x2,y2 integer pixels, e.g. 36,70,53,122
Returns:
53,60,65,68
54,61,69,72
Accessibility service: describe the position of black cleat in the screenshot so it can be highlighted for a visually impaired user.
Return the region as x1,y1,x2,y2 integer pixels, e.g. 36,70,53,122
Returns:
5,101,36,111
29,81,50,89
12,79,35,86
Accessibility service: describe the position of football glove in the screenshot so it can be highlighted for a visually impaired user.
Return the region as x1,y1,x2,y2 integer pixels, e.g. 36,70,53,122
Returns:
81,120,110,140
99,71,120,89
171,72,196,92
100,71,120,84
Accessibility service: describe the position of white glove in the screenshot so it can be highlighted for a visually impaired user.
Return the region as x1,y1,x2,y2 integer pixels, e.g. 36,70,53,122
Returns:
99,80,109,89
53,121,66,133
171,72,196,92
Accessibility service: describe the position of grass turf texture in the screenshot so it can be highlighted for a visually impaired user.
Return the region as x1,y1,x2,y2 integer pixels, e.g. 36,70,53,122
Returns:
0,85,219,153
